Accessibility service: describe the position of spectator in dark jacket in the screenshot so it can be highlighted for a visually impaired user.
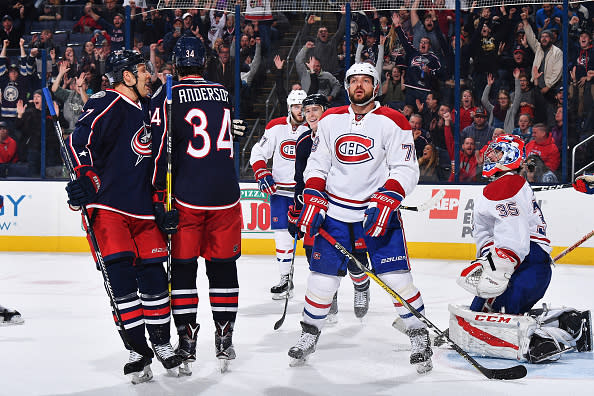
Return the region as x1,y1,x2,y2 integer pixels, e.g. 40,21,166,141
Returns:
300,10,346,76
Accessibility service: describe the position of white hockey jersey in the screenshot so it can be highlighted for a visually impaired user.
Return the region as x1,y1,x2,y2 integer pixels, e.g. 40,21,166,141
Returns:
304,103,420,222
249,116,309,198
473,173,552,263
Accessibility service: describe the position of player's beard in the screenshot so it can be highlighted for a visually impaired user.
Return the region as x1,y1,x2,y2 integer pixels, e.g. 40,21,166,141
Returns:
349,90,374,105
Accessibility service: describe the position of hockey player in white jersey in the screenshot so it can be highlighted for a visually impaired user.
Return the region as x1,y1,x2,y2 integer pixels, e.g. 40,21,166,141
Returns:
250,89,310,299
288,63,433,374
448,134,592,363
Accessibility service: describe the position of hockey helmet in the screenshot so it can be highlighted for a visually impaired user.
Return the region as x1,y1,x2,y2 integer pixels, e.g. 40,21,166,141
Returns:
105,49,152,85
172,36,206,68
482,134,525,178
287,89,307,113
302,93,329,112
344,62,380,105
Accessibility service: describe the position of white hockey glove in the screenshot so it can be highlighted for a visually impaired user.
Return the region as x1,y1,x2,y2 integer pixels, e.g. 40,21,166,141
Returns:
457,248,518,298
231,119,247,137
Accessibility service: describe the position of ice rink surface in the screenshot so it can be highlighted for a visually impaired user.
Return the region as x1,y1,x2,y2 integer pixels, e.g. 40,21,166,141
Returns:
1,252,593,396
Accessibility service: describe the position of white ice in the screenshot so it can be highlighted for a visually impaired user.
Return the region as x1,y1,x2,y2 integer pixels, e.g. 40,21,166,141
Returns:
1,252,593,396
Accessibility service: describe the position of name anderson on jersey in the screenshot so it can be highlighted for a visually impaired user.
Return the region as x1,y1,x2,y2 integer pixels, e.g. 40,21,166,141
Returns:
177,87,229,103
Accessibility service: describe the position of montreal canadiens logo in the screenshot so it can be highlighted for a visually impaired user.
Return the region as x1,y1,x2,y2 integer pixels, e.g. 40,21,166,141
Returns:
279,139,296,161
131,123,152,165
335,134,374,164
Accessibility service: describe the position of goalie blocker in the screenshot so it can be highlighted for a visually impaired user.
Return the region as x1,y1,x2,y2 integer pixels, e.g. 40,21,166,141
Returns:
448,304,592,363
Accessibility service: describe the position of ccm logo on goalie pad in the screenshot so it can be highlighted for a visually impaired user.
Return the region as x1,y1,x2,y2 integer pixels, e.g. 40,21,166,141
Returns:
335,134,374,164
475,315,512,323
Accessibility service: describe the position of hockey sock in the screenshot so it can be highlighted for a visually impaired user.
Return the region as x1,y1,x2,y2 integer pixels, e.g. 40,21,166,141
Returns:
380,271,426,330
274,230,294,276
106,258,150,354
302,272,341,330
347,252,370,291
171,259,199,331
136,263,171,345
205,260,239,323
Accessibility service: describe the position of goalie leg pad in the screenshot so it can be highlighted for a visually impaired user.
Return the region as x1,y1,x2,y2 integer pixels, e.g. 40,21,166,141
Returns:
303,272,341,330
531,305,593,352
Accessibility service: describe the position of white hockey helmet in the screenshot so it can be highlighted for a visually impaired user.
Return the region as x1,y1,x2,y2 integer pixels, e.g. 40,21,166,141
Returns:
287,89,307,113
344,62,380,105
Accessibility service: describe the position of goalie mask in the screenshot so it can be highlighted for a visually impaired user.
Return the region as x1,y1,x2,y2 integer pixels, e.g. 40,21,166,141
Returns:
482,134,525,178
344,62,380,106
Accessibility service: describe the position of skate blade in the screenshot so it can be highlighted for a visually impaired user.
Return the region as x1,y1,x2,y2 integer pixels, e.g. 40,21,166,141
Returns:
165,367,180,377
272,290,294,300
129,366,153,384
289,356,308,367
218,358,231,373
416,359,433,374
178,362,193,376
0,317,24,326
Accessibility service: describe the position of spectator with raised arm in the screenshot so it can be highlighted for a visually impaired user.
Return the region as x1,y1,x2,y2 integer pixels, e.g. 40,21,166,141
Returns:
0,14,23,50
381,65,405,109
0,39,30,133
410,0,444,58
295,41,342,105
300,8,346,76
73,3,104,33
51,61,88,135
481,69,521,132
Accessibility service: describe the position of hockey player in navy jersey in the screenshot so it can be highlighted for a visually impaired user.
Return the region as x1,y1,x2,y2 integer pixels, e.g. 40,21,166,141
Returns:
64,50,182,383
289,93,371,323
150,36,241,374
448,134,592,363
289,63,433,374
250,89,310,300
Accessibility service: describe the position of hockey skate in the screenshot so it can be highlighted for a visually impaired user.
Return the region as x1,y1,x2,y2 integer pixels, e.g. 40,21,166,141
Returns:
288,321,321,367
271,274,294,300
175,323,200,376
353,284,370,319
527,333,572,363
407,328,433,374
124,351,153,384
152,342,182,376
215,321,236,373
326,293,339,325
0,307,24,325
558,310,592,352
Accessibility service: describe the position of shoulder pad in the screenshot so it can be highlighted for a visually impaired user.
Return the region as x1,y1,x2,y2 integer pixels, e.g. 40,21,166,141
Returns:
265,116,287,130
483,174,526,201
373,106,412,131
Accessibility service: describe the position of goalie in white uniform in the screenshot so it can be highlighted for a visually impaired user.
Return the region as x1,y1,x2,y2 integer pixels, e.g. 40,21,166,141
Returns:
448,135,592,363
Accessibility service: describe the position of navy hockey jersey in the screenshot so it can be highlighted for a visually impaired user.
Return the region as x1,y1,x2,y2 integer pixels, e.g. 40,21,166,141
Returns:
150,77,240,209
66,89,154,217
293,128,314,210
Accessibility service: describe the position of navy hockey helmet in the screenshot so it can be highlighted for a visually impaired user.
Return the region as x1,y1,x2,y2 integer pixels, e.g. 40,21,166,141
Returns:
302,93,329,111
172,36,206,68
105,49,151,85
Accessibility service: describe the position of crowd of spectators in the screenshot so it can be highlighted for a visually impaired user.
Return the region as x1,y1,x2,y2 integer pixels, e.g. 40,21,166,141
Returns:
0,0,592,183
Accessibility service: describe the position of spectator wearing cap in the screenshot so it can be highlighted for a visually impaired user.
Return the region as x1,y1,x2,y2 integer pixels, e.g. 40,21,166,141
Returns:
569,30,594,127
162,17,183,60
300,10,346,76
460,106,495,154
0,39,30,128
535,4,563,34
525,122,560,172
521,12,562,126
182,12,195,35
0,120,18,165
0,14,23,49
103,12,127,51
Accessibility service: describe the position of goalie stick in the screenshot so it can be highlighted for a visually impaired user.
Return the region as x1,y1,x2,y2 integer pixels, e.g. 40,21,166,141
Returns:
400,189,446,212
553,229,594,262
42,87,142,354
318,228,528,380
273,235,299,330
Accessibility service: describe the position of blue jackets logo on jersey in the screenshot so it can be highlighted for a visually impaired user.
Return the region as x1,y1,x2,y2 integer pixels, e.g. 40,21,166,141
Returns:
279,140,296,161
335,134,374,164
131,123,152,165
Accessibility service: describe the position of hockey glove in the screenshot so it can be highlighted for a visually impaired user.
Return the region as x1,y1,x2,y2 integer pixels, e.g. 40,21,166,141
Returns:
297,188,328,237
253,161,277,195
458,248,517,298
231,119,247,138
152,190,179,235
65,165,101,209
287,205,303,239
573,174,594,195
363,188,403,237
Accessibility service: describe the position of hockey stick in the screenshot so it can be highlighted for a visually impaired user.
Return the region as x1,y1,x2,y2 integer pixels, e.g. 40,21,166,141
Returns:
532,184,572,192
400,189,446,212
42,87,139,353
274,235,299,330
165,75,173,291
553,229,594,262
318,228,527,380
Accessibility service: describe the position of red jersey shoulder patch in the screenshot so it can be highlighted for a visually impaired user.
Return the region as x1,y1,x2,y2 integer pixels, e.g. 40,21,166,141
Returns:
265,116,287,130
483,174,526,201
374,106,412,131
319,105,349,122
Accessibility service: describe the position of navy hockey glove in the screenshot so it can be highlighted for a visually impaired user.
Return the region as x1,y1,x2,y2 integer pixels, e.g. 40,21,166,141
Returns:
253,160,277,195
287,205,304,239
297,188,328,237
573,175,594,195
231,119,247,138
363,188,403,237
152,191,179,235
65,166,101,209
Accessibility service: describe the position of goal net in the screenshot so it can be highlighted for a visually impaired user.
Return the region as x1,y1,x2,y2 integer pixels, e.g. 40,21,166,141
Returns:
157,0,569,14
